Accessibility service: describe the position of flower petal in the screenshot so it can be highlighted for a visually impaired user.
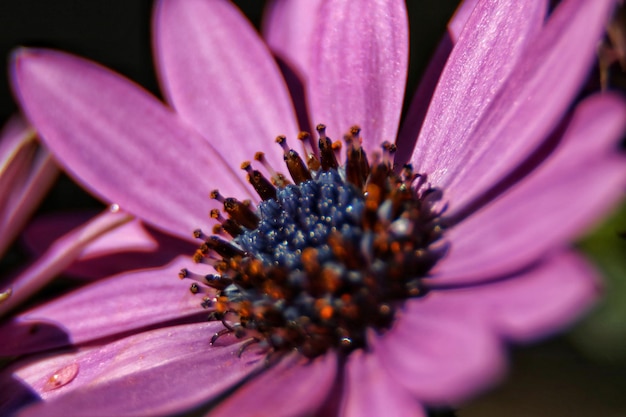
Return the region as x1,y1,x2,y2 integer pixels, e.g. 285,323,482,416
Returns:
263,0,324,79
340,350,426,417
411,0,546,204
308,0,408,150
0,256,205,356
153,0,299,172
419,0,617,212
448,0,481,43
4,323,264,417
210,351,337,417
0,114,35,172
434,94,626,284
21,212,195,280
373,295,505,405
437,252,600,342
0,115,57,258
11,48,250,240
396,0,483,164
0,208,133,318
24,212,157,258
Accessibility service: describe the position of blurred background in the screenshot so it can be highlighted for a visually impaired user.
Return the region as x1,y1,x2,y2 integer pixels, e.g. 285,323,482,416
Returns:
0,1,625,415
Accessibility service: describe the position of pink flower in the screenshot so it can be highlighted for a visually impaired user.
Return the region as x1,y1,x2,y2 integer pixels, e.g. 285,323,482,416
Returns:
2,0,626,416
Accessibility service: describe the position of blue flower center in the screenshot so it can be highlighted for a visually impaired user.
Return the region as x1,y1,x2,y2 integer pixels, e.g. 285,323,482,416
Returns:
236,170,364,269
180,125,447,358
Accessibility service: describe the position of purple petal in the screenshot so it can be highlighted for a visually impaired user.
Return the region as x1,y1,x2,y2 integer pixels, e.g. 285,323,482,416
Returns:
418,0,617,212
6,322,264,417
448,0,481,42
307,0,408,151
210,351,337,417
438,252,600,342
22,212,194,280
153,0,299,172
263,0,324,79
374,296,505,406
0,256,205,356
0,115,57,258
411,0,546,206
0,114,34,170
0,208,133,318
12,48,250,240
340,350,426,417
23,212,157,258
396,0,483,164
434,94,626,284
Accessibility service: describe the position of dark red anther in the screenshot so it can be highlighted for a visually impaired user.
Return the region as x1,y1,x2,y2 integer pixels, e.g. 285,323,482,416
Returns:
276,136,312,184
285,150,312,184
255,152,290,188
345,147,367,189
223,197,260,230
382,141,397,169
241,161,277,201
205,235,245,259
222,219,243,237
297,131,321,171
317,124,339,171
368,160,390,192
204,273,234,290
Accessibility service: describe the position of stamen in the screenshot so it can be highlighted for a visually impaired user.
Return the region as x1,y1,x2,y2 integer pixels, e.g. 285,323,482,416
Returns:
342,126,369,189
223,197,260,230
381,141,397,169
203,235,245,259
275,135,312,184
210,189,225,204
297,131,321,171
316,124,339,171
210,209,243,237
193,229,210,241
255,152,290,187
241,161,277,201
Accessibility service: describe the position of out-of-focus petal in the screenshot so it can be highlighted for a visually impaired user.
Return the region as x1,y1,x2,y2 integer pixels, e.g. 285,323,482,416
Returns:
263,0,324,79
0,256,205,356
434,252,600,342
153,0,299,172
308,0,408,150
24,213,158,258
373,296,505,406
0,115,57,257
340,350,426,417
434,94,626,284
4,323,264,417
22,212,194,280
0,208,133,318
411,0,546,202
423,0,617,212
11,48,250,241
0,115,35,171
210,352,337,417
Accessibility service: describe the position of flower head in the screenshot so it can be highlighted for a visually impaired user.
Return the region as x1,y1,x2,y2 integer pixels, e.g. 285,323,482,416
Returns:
2,0,626,416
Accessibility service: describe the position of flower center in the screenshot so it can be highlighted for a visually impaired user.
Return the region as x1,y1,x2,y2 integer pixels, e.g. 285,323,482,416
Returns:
180,125,447,358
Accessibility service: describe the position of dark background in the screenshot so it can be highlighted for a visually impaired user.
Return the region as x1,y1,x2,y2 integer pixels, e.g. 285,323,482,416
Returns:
1,2,625,416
